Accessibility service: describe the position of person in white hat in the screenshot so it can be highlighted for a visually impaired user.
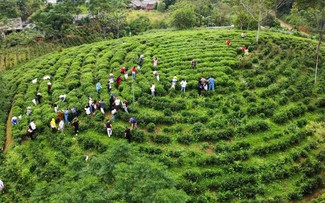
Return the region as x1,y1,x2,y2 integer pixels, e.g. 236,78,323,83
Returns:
171,76,177,88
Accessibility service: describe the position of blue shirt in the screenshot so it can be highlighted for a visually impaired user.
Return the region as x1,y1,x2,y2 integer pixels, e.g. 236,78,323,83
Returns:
208,77,215,84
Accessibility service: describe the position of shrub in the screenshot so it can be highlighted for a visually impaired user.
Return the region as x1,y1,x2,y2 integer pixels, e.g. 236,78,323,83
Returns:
177,134,195,145
132,130,145,143
245,121,269,133
146,122,156,132
316,97,325,107
273,112,288,124
150,134,172,144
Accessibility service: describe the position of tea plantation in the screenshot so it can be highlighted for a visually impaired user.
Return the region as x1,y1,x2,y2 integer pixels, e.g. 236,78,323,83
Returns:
1,29,325,202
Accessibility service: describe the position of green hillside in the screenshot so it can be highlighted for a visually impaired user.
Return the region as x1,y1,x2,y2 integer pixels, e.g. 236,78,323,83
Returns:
1,29,325,202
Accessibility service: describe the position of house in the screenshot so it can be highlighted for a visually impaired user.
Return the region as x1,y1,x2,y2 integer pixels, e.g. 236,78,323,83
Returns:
129,0,159,10
0,18,23,34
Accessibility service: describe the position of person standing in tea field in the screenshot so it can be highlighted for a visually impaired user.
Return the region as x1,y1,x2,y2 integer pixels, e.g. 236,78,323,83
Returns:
226,39,231,46
47,81,52,93
58,110,64,121
172,76,177,88
153,70,160,81
11,116,18,125
50,118,57,132
109,73,114,84
84,104,91,115
71,107,78,118
114,97,121,110
153,57,158,67
122,100,129,113
26,106,32,116
72,118,79,136
111,109,117,122
116,75,122,87
32,98,37,106
132,66,137,79
139,54,144,66
58,120,64,133
59,94,66,102
110,93,115,110
120,67,126,74
88,97,93,113
30,120,36,133
125,126,132,143
99,99,105,114
107,81,112,93
36,93,42,104
180,79,187,92
106,120,113,137
208,76,215,91
96,81,102,94
53,104,58,113
191,59,197,68
150,83,155,97
93,100,98,111
64,109,69,123
241,32,246,38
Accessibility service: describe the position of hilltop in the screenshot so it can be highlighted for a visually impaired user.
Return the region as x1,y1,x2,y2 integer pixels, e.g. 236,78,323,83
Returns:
0,29,324,202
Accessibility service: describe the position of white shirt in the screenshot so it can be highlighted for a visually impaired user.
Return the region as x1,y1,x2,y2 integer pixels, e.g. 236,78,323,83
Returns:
0,180,4,191
30,121,36,130
115,99,121,106
111,109,117,115
59,120,64,129
180,80,187,87
150,84,155,92
85,107,91,115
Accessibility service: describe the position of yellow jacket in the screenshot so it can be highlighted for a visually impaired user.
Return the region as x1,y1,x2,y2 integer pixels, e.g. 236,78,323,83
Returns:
50,119,57,128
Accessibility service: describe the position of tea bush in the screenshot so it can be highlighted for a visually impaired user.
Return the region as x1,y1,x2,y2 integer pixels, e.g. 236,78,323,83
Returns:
1,29,324,203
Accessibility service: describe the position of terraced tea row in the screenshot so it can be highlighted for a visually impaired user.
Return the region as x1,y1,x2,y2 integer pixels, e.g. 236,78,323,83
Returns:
1,29,324,202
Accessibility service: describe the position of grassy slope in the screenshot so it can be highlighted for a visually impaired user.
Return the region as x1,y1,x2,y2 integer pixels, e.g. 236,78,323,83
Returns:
1,29,325,202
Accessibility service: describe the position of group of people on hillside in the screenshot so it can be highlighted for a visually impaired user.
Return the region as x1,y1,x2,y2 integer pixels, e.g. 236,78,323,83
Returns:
15,33,249,142
198,76,215,95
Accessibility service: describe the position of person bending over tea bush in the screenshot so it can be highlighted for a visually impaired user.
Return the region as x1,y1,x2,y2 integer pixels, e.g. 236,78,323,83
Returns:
106,120,113,137
72,118,79,136
129,117,137,129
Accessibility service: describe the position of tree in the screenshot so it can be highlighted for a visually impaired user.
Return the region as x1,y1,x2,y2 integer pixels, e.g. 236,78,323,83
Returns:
234,12,257,30
129,16,152,35
164,0,176,9
239,0,272,42
157,1,166,12
16,0,44,21
171,6,196,29
87,0,129,38
0,0,20,19
290,1,324,84
30,3,74,38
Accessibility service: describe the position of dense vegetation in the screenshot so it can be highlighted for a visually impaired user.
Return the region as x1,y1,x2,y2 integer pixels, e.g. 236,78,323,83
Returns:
1,29,325,202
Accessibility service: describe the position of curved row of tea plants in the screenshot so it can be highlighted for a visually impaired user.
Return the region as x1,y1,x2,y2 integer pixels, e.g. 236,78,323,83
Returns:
1,29,324,202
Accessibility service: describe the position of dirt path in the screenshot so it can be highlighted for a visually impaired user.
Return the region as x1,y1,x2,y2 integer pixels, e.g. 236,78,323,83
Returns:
4,106,13,152
277,18,293,31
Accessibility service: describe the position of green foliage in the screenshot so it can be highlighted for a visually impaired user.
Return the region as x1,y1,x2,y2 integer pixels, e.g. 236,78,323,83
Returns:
30,3,74,38
1,29,325,203
146,122,156,132
171,6,196,29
